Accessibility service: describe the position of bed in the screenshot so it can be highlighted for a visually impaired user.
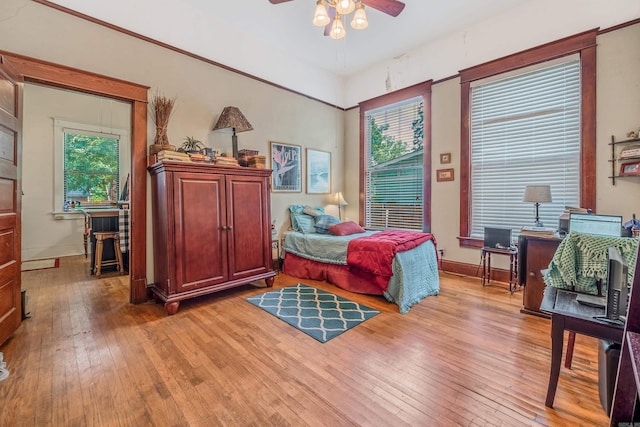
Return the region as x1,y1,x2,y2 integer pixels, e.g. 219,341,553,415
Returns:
281,205,440,313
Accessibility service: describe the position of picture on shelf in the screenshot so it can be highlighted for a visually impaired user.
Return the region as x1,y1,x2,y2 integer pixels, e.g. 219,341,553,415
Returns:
620,145,640,159
619,161,640,176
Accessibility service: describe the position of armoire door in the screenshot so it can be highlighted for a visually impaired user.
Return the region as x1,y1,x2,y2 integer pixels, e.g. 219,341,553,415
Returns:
0,56,22,346
226,174,271,280
173,172,227,292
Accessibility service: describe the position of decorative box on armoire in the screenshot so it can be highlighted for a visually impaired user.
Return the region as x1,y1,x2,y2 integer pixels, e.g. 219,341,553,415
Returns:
148,161,275,315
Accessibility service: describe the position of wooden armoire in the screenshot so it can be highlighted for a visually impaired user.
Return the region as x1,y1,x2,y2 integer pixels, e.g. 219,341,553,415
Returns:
148,161,275,315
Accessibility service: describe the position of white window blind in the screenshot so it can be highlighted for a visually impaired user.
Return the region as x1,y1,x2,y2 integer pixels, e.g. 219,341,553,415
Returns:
469,58,581,238
364,96,423,230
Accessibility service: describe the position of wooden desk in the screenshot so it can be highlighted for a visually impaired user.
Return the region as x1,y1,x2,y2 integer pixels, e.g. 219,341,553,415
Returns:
518,234,562,317
540,286,624,408
481,247,518,292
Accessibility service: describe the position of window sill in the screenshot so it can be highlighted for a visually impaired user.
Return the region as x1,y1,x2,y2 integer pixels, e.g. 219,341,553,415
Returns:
457,236,483,249
51,211,84,220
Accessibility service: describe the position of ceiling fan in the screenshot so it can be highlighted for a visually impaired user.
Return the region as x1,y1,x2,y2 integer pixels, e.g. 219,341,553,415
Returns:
268,0,406,39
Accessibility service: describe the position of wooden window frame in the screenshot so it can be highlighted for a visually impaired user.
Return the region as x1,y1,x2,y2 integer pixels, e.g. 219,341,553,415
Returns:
359,81,433,231
458,29,597,248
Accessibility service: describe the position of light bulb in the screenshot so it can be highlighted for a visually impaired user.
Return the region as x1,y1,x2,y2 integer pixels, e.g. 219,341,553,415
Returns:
329,14,346,39
350,3,368,30
312,0,330,27
335,0,355,15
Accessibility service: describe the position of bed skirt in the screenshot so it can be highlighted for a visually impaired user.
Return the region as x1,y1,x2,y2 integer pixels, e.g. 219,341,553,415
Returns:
282,252,387,295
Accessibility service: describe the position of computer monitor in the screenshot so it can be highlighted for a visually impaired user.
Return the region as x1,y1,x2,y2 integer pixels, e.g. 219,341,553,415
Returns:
606,246,629,321
569,213,622,237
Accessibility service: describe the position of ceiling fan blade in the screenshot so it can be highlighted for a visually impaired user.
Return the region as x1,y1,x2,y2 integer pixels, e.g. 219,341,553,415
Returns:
362,0,405,17
324,6,336,36
268,0,293,4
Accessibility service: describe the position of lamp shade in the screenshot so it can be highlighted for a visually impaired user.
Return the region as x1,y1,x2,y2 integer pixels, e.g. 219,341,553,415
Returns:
331,192,348,206
523,185,552,203
212,106,253,133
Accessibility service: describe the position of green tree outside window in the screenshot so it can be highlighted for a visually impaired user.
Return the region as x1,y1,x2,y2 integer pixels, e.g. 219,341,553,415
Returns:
64,132,119,204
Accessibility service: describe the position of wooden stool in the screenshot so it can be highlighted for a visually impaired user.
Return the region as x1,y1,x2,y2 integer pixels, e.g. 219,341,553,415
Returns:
93,231,123,276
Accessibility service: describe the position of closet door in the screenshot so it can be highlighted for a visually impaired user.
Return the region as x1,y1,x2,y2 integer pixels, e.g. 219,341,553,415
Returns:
0,56,22,346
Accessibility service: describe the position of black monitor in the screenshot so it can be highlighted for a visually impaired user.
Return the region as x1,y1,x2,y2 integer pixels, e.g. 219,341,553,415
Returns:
606,246,629,321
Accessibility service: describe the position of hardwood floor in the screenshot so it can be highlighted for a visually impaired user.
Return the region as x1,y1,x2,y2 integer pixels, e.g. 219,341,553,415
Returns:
1,255,608,426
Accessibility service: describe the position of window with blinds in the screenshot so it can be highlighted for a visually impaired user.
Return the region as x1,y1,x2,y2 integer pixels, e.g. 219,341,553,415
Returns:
63,129,120,205
364,96,423,230
469,58,581,238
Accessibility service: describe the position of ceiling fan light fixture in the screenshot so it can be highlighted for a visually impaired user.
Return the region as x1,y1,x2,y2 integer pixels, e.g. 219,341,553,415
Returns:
350,3,368,30
329,13,346,39
312,0,330,27
335,0,356,15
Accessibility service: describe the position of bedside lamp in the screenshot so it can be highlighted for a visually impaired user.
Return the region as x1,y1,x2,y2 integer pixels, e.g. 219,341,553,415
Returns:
523,185,552,227
331,192,348,221
212,106,253,159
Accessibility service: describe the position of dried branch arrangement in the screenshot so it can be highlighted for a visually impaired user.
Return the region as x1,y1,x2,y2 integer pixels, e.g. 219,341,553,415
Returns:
151,94,176,146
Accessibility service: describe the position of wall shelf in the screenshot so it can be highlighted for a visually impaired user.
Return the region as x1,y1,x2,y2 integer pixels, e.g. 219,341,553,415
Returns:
609,135,640,185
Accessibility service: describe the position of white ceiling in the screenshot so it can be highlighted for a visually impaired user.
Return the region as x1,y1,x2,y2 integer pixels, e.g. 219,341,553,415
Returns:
45,0,640,107
181,0,533,77
46,1,530,94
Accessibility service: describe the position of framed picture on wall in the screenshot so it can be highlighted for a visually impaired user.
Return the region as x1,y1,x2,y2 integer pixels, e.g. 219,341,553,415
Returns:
270,141,302,192
306,149,331,194
436,168,454,182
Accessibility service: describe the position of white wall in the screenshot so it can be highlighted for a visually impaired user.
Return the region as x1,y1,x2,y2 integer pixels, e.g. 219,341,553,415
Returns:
22,84,131,260
345,0,640,107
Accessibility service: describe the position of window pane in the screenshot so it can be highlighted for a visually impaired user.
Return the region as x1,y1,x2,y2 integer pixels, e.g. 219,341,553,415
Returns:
469,59,581,238
364,97,423,230
64,132,120,204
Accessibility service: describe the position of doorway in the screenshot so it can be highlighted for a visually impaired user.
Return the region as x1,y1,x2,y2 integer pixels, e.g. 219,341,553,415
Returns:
22,83,132,264
3,50,149,303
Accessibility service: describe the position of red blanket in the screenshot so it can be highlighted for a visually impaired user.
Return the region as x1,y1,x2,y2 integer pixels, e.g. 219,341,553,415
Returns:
346,230,437,278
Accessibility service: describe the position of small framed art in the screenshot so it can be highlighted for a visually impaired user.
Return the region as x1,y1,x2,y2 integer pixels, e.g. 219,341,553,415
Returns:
436,168,454,182
440,153,451,164
306,148,331,194
270,141,302,192
619,161,640,176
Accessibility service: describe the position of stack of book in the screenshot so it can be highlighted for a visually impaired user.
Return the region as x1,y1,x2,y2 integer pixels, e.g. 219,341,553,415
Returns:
238,149,259,167
188,152,209,163
248,155,266,168
215,156,238,167
520,226,556,237
157,150,190,162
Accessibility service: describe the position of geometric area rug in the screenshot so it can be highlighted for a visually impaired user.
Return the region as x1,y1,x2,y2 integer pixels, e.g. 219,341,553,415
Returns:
246,283,379,343
21,258,60,272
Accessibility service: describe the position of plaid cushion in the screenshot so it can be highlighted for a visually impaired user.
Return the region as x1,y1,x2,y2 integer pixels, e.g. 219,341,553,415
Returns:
314,215,341,234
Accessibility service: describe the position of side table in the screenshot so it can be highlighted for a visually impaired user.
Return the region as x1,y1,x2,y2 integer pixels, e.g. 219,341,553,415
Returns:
481,247,519,292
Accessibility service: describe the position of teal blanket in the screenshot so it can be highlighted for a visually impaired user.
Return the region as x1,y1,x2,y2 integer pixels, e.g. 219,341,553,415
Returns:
544,232,639,294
